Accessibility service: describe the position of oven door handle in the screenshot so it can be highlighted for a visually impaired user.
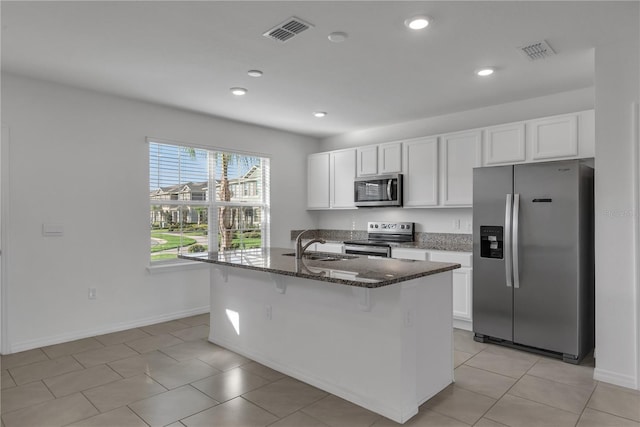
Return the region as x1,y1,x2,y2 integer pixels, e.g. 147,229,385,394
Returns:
344,245,391,257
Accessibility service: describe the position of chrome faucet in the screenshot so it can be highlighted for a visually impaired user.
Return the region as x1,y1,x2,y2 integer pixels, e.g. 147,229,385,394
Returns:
295,229,326,259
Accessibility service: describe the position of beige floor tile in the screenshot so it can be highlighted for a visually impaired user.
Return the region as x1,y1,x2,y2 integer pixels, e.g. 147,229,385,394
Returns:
577,407,640,426
485,394,580,427
270,411,330,427
159,339,222,361
422,384,496,425
107,350,178,378
527,357,596,390
141,320,191,336
474,418,508,427
0,381,54,414
41,337,104,359
587,382,640,422
73,343,139,368
372,408,470,426
239,361,286,382
165,423,186,427
43,364,122,397
0,348,48,370
1,370,16,389
453,365,516,399
179,313,210,327
94,328,151,346
1,393,98,427
464,349,536,379
67,406,148,427
454,350,473,368
453,330,487,355
482,344,540,363
181,396,277,427
146,358,220,389
191,367,270,402
83,373,167,413
199,347,251,371
508,374,593,414
128,385,218,427
9,355,83,385
243,377,328,418
125,333,184,353
170,325,210,341
302,395,381,427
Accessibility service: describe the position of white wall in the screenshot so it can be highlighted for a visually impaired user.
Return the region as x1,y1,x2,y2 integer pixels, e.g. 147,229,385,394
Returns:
316,87,594,235
0,73,320,353
593,35,640,389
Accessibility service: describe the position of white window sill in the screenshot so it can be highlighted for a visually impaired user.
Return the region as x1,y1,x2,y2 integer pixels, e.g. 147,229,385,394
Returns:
146,260,210,274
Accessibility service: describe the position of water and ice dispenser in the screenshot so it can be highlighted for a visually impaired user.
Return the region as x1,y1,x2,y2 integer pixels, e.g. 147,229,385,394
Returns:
480,226,504,259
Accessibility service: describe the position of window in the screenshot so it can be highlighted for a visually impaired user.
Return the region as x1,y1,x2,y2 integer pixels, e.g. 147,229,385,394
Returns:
149,140,270,263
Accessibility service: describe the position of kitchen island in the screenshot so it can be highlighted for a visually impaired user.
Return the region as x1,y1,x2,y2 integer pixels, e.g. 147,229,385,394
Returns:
179,248,460,424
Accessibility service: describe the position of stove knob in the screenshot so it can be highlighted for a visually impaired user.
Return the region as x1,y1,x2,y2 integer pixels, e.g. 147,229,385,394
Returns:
375,224,379,228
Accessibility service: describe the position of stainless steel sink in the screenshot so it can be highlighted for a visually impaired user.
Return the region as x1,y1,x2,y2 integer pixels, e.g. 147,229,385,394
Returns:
282,252,357,261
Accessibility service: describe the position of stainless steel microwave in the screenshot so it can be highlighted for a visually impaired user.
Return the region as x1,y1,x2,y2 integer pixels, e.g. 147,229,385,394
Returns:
354,174,403,207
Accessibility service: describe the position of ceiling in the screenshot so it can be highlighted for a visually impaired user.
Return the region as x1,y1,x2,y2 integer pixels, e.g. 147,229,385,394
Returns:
1,1,638,138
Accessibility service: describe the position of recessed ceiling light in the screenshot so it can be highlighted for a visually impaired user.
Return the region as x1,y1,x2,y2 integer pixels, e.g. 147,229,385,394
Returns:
247,70,263,77
328,32,348,43
476,67,495,77
230,87,248,96
313,111,327,118
404,15,431,30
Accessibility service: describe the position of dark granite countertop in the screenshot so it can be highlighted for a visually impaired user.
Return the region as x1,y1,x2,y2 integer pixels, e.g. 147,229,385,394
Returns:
178,247,460,288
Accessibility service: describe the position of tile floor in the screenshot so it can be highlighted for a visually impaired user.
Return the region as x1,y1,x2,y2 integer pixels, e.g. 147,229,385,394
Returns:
1,314,639,427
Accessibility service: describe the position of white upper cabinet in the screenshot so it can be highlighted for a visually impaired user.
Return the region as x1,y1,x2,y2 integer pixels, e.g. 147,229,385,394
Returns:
484,123,526,165
356,142,402,176
529,113,578,160
440,130,481,206
378,142,402,174
330,149,356,209
307,152,330,209
403,137,438,207
356,145,378,176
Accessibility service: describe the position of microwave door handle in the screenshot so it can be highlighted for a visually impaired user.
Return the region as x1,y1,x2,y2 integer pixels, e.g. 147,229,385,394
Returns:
387,179,392,201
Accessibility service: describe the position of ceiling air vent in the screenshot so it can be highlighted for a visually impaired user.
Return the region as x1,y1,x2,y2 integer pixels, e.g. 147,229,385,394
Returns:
263,17,314,43
518,40,556,61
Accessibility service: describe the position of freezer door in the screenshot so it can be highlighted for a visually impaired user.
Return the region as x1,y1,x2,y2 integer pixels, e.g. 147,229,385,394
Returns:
472,166,513,341
513,161,580,355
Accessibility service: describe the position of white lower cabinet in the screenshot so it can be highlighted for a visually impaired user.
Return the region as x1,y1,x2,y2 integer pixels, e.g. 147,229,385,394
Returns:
391,247,428,261
428,251,473,330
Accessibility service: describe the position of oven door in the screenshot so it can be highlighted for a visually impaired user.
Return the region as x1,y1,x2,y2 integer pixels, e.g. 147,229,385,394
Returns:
344,244,391,258
354,174,402,207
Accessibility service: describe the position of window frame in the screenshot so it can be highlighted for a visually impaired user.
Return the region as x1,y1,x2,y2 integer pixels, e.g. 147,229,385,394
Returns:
147,138,270,268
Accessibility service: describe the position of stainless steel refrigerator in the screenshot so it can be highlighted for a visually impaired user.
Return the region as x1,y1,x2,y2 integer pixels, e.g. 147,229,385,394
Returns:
472,159,594,363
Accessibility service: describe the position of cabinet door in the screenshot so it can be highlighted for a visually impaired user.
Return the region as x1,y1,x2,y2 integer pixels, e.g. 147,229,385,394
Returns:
403,137,438,207
530,114,578,160
307,153,330,209
356,145,378,176
331,149,356,208
453,268,472,321
391,247,428,261
441,131,481,206
484,123,526,165
379,142,402,174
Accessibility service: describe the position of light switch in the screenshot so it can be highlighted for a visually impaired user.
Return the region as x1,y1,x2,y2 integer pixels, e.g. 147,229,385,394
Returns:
43,223,64,236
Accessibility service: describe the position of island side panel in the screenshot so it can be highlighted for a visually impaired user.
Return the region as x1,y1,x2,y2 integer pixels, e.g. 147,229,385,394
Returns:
207,265,452,423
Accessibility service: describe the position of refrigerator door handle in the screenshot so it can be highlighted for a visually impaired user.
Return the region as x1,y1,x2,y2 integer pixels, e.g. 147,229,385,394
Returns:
513,193,520,289
504,194,513,287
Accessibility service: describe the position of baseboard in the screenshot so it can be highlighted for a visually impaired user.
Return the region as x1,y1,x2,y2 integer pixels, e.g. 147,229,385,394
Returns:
594,367,638,390
211,336,417,424
6,306,210,354
453,318,472,331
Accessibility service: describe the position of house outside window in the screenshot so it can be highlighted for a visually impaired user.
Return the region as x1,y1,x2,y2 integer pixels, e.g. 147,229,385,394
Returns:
149,140,270,263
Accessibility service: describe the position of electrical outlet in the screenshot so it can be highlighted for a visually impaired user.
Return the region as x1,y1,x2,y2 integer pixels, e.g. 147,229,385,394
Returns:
453,219,461,230
88,288,97,300
265,305,272,320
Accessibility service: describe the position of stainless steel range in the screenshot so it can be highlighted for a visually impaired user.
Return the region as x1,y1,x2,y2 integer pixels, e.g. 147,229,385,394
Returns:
343,221,415,257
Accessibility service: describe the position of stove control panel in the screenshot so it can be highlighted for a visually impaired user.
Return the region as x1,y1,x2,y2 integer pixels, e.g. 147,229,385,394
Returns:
367,222,413,234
